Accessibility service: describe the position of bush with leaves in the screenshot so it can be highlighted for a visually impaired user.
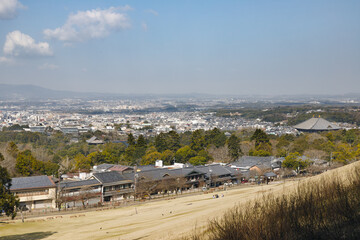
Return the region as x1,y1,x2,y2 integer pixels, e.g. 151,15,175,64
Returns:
282,152,311,173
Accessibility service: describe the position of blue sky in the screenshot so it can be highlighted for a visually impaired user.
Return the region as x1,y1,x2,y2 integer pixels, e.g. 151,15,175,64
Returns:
0,0,359,95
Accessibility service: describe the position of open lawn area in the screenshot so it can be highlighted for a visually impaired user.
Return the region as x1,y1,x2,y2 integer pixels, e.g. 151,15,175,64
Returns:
0,180,298,240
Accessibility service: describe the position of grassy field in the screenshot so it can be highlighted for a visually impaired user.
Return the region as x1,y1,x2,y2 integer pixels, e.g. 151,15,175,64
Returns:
183,161,360,240
1,163,358,240
0,181,299,240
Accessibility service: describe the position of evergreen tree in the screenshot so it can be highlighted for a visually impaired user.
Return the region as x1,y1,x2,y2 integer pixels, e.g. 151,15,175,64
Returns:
190,129,206,152
250,129,272,154
189,156,207,166
127,133,135,146
251,129,270,147
205,128,227,148
161,150,175,165
136,135,147,148
175,146,197,163
15,150,34,176
167,130,181,152
155,132,167,152
0,166,19,219
124,145,136,164
227,134,242,161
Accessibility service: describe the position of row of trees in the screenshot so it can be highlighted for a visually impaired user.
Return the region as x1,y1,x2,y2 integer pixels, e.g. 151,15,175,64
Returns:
7,142,60,177
2,127,360,177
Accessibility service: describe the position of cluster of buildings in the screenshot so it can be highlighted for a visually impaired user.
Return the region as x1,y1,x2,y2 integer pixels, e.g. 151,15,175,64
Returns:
3,98,346,213
10,156,285,211
0,109,298,138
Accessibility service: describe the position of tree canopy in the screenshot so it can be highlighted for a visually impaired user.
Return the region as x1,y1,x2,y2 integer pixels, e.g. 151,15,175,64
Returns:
0,166,19,219
227,134,242,161
282,152,311,173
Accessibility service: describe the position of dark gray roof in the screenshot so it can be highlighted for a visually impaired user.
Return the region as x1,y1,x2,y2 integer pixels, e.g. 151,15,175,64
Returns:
137,165,156,171
195,164,233,177
10,175,55,190
60,178,100,189
93,171,132,185
231,156,274,169
264,172,277,177
170,167,206,178
294,117,340,131
223,166,241,175
135,167,206,181
137,168,173,181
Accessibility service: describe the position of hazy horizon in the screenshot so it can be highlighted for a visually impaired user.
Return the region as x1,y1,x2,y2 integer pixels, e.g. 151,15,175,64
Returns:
0,0,359,96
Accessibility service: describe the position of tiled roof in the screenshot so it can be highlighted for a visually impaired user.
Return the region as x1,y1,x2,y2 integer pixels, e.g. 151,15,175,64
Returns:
93,171,132,184
60,178,100,189
231,156,274,169
137,165,156,171
137,168,173,181
294,117,340,131
133,167,206,181
10,175,55,190
109,165,133,172
195,164,233,177
170,167,206,178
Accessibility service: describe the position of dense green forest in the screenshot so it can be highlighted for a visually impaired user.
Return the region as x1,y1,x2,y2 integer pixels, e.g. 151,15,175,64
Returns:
1,126,360,177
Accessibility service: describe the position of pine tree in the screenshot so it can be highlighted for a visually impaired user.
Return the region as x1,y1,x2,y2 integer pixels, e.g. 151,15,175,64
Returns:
136,135,147,148
155,132,167,152
167,131,181,152
127,133,135,146
0,166,19,219
250,129,269,147
227,134,242,161
190,130,206,152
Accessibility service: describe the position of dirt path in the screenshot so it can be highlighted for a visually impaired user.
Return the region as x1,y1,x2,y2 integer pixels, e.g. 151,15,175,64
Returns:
0,181,298,240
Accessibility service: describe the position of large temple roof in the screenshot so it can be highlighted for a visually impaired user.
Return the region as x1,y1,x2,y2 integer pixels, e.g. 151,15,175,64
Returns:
294,117,340,131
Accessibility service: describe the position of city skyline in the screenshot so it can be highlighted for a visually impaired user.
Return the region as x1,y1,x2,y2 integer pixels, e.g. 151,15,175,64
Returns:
0,0,359,95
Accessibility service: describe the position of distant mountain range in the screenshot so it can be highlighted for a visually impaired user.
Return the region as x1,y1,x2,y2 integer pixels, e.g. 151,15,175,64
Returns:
0,84,84,100
0,84,218,100
0,83,359,101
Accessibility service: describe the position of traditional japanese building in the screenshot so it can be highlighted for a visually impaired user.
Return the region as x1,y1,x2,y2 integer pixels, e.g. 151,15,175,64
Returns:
10,175,57,210
293,117,340,132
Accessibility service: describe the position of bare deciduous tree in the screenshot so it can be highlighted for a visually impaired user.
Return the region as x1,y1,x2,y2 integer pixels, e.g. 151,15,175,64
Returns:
136,177,158,200
207,146,231,163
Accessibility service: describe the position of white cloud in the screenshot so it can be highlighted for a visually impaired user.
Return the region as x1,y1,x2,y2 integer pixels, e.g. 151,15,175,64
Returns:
0,56,13,64
145,9,158,16
0,0,25,20
3,30,53,57
44,6,131,42
38,63,59,70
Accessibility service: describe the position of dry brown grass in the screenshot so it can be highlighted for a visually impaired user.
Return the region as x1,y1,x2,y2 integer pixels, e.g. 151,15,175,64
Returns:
183,161,360,240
